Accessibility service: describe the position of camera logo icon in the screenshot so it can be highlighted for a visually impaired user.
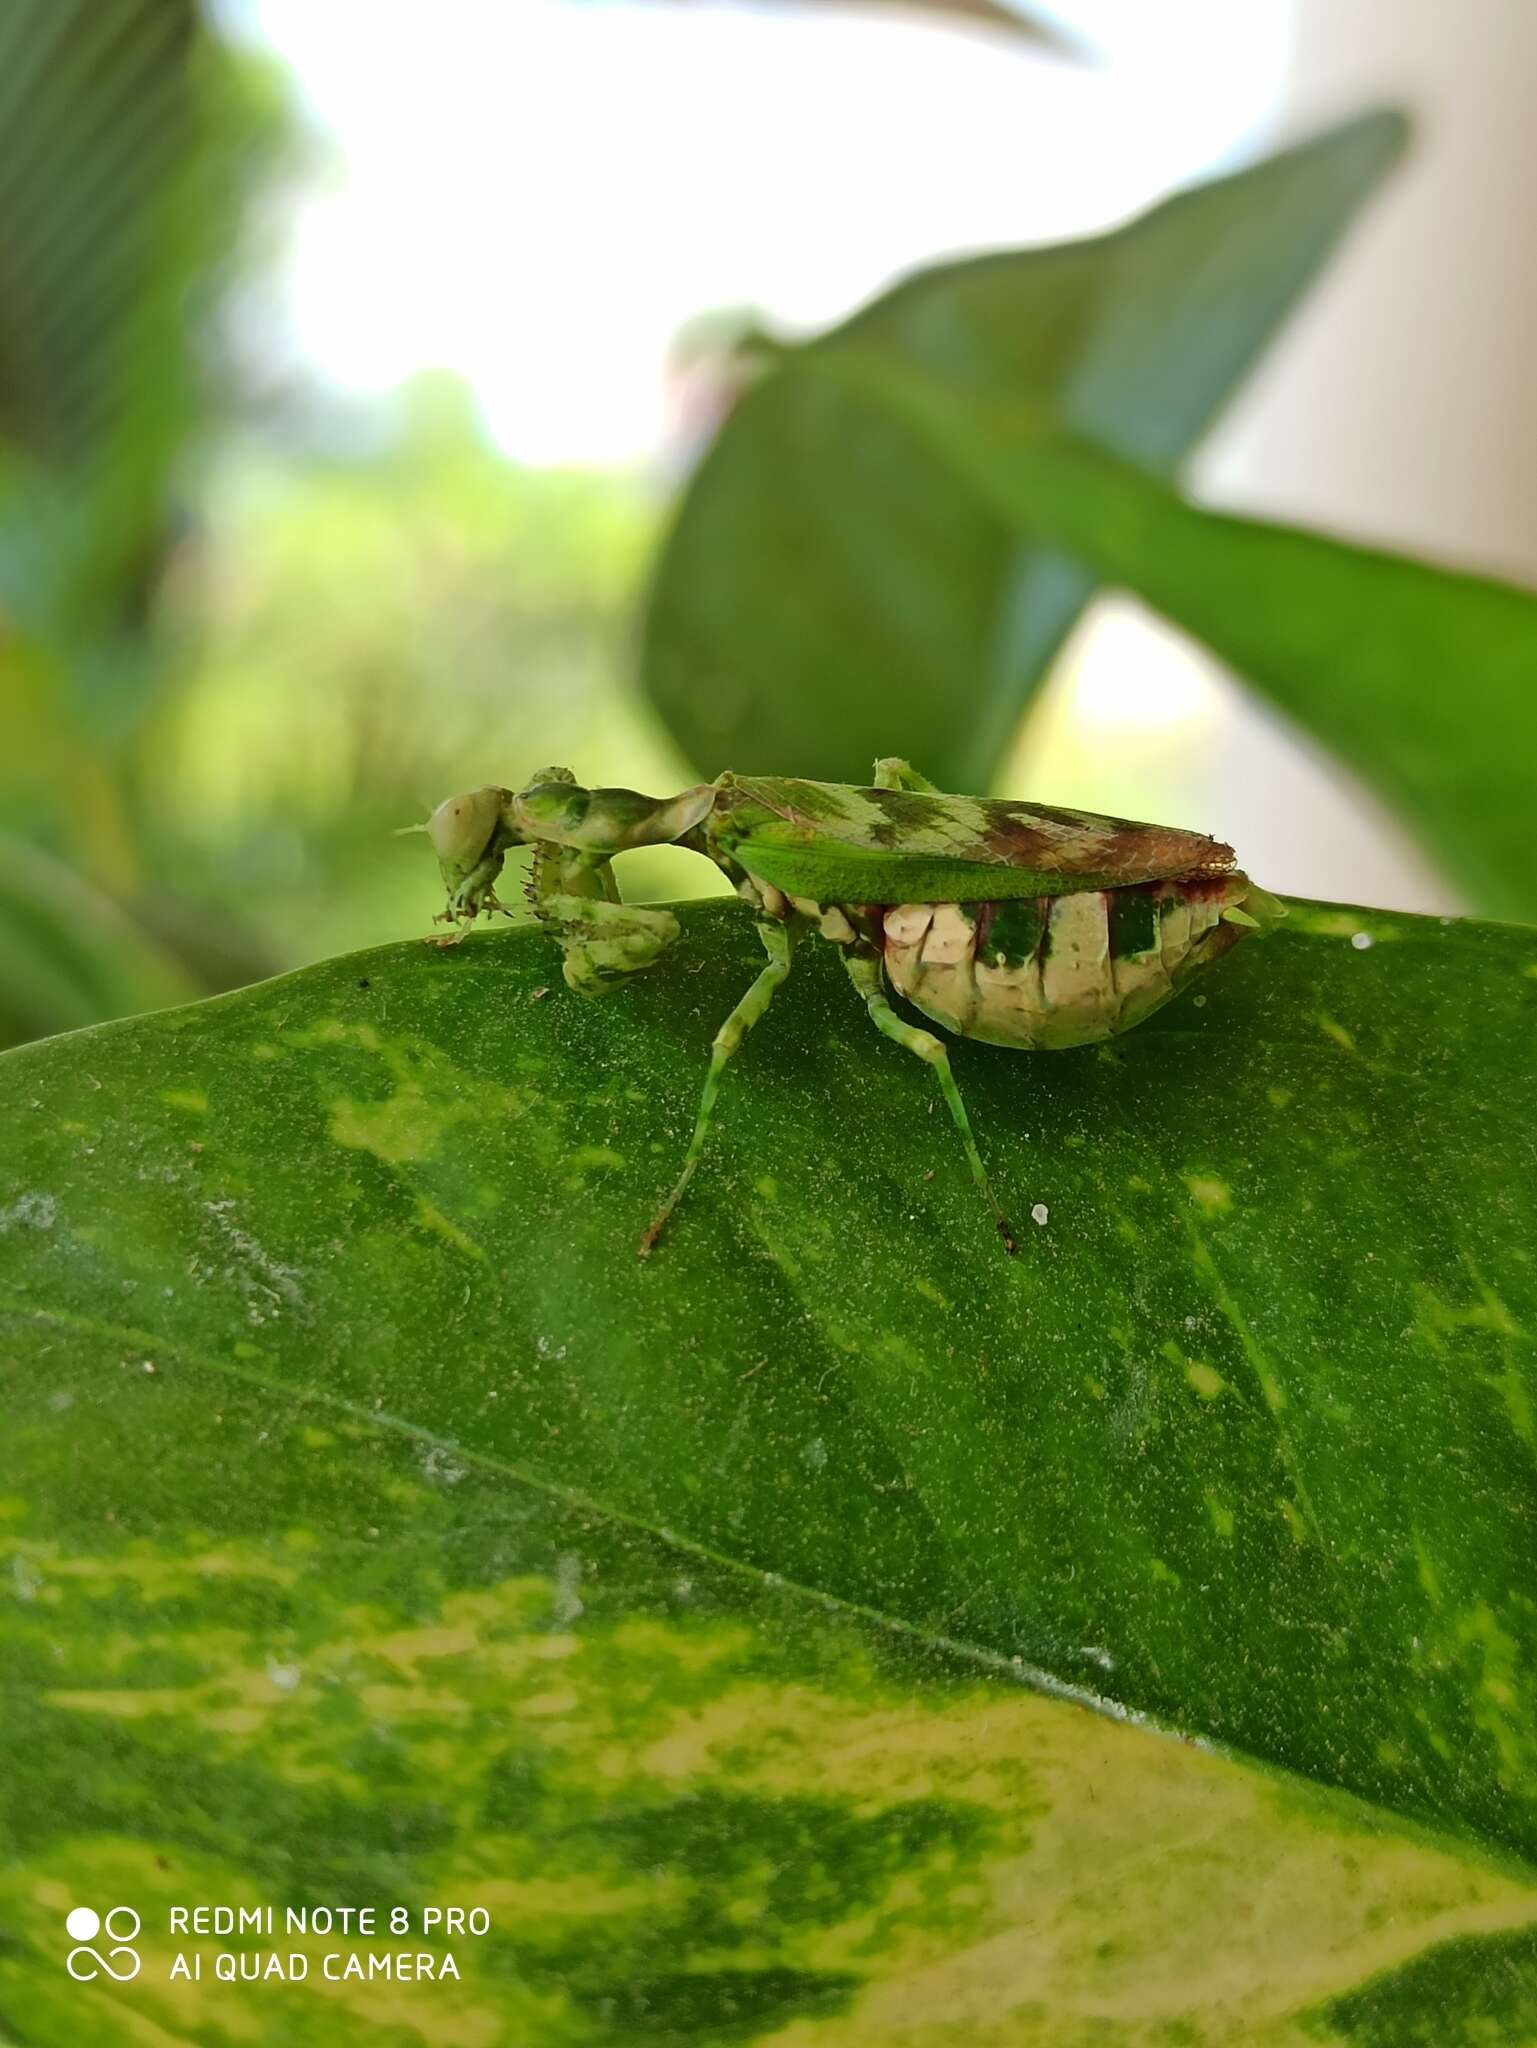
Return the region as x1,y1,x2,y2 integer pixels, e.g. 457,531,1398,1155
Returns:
65,1905,141,1982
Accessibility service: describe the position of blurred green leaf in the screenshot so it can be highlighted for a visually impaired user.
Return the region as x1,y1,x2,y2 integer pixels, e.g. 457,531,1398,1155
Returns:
642,108,1407,789
0,0,215,920
0,7,297,1044
810,354,1537,920
658,0,1086,57
860,0,1082,48
3,897,1537,2041
0,835,200,1049
0,0,211,650
0,0,198,462
0,0,284,783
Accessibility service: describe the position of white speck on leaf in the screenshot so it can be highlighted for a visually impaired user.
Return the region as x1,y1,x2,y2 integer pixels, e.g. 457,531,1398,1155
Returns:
0,1193,57,1232
1031,1204,1049,1227
419,1444,465,1487
266,1660,302,1692
201,1198,305,1322
803,1438,828,1471
1352,931,1373,951
551,1553,585,1624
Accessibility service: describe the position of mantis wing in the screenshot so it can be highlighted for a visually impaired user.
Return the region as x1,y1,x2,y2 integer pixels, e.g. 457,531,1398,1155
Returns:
712,775,1237,905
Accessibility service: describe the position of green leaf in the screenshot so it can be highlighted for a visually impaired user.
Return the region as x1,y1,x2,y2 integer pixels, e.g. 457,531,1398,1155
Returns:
641,109,1407,789
3,898,1536,2040
809,356,1537,921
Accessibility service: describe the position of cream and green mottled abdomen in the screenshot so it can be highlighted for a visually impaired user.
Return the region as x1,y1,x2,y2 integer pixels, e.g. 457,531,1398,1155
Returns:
879,876,1252,1050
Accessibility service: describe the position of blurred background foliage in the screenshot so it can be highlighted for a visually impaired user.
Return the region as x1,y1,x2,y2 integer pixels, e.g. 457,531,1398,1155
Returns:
2,0,1535,1051
0,0,695,1043
147,384,672,965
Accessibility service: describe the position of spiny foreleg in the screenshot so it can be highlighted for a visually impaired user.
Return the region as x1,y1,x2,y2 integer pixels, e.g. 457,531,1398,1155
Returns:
535,892,682,996
525,838,679,995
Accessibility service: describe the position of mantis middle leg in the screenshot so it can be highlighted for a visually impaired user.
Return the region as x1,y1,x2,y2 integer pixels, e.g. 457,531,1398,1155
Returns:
841,946,1016,1253
639,917,800,1256
872,757,941,793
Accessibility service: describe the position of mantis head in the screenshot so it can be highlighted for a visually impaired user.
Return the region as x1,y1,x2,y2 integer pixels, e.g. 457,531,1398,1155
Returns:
420,771,717,932
424,785,517,923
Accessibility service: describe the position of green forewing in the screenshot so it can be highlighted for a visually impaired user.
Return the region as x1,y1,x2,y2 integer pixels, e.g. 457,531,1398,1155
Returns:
717,839,1108,905
711,775,1237,904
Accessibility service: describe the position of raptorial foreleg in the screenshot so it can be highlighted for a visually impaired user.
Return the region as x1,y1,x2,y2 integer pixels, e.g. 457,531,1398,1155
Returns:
535,892,683,996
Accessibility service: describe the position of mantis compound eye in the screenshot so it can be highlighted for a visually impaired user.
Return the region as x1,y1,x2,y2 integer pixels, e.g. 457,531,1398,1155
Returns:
427,787,512,886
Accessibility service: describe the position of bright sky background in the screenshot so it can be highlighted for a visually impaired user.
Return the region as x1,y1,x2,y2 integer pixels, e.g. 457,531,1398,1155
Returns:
225,0,1292,464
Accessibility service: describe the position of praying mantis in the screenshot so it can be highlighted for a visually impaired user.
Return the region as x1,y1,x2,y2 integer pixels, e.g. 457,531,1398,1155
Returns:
417,760,1282,1254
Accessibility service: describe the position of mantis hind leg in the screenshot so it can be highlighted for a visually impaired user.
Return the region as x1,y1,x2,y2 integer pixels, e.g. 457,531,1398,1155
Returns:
872,757,941,793
639,918,799,1257
841,948,1016,1254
